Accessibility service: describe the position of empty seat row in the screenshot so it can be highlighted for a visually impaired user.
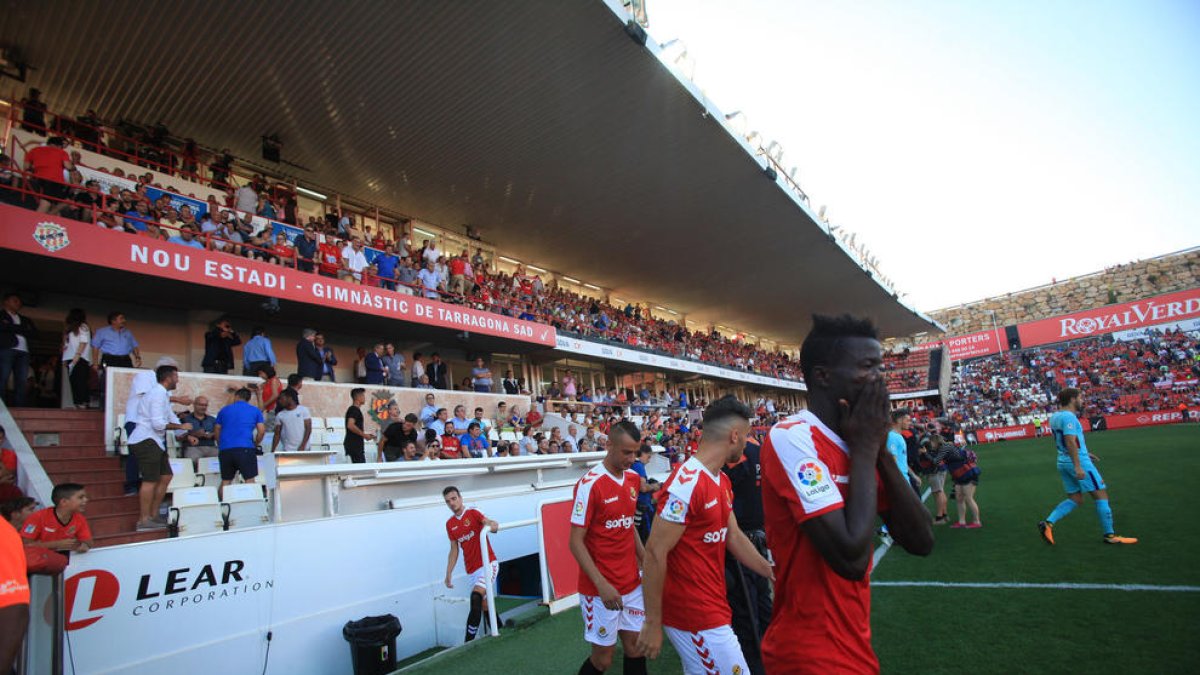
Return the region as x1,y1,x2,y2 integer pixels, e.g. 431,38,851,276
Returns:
168,484,270,537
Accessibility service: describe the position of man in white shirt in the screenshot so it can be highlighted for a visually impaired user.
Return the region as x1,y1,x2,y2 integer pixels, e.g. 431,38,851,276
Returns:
341,238,369,283
418,260,442,299
412,352,426,388
272,390,312,453
563,425,580,453
127,364,191,531
423,241,440,265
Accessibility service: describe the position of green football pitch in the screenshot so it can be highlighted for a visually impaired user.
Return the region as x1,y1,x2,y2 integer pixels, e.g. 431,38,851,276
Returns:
401,424,1200,674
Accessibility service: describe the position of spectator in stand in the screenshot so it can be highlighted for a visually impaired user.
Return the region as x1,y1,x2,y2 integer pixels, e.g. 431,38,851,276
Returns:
382,414,420,461
419,393,439,427
517,426,538,456
365,343,388,385
91,310,141,385
353,347,368,384
296,328,324,380
411,352,426,388
270,232,295,266
215,388,265,497
19,483,93,556
382,344,406,387
341,238,369,284
562,370,577,400
254,365,283,425
470,358,493,393
272,389,312,453
128,365,191,530
448,252,469,298
416,374,434,389
315,333,338,381
0,293,36,408
61,308,91,409
179,397,218,459
428,353,449,390
123,199,153,232
19,87,47,135
278,373,303,415
526,406,544,429
460,422,491,458
374,244,400,290
418,259,442,300
201,318,241,374
397,258,420,295
24,136,74,215
165,223,204,249
242,327,276,376
422,239,441,265
318,237,342,278
294,225,319,273
344,388,375,463
502,370,520,395
471,406,493,433
449,405,472,434
234,181,259,216
428,408,451,436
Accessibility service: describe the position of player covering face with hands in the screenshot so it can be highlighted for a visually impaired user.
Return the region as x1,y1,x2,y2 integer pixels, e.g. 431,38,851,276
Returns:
636,395,774,674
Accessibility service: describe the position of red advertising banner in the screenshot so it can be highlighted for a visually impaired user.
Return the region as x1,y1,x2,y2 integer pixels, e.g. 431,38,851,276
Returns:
1017,287,1200,348
1104,408,1199,430
975,424,1036,443
913,329,1004,361
0,206,556,346
539,499,578,601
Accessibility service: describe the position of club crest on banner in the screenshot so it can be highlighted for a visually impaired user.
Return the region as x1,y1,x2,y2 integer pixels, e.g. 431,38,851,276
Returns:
33,221,70,253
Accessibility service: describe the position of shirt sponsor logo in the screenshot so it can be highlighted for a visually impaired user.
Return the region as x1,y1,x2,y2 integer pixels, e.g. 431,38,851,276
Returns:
702,527,728,543
796,460,834,499
604,516,634,529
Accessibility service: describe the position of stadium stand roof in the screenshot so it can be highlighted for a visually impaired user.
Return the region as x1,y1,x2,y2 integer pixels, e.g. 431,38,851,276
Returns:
1,0,940,344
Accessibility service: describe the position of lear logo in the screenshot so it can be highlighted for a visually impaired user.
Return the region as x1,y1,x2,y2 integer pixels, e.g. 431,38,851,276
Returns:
796,461,833,499
33,222,70,253
65,569,121,630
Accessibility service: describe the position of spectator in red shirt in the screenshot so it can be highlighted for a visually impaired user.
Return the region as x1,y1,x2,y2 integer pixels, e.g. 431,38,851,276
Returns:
23,136,75,215
318,238,342,278
20,482,93,556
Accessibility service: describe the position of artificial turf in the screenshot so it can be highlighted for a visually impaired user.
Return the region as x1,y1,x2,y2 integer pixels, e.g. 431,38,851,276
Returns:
402,424,1200,674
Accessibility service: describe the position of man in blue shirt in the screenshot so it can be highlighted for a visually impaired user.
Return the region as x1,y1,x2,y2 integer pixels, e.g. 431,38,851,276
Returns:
886,410,915,490
373,244,400,290
459,423,491,458
214,388,265,499
242,327,276,376
631,444,657,542
419,393,439,427
1038,388,1137,546
382,344,406,387
167,225,205,249
293,226,319,273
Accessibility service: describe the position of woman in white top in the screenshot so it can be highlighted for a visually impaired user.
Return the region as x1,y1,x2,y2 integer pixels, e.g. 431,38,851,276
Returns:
62,308,91,408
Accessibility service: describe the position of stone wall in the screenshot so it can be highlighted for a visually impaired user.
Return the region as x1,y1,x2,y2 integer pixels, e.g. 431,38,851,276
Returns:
927,248,1200,336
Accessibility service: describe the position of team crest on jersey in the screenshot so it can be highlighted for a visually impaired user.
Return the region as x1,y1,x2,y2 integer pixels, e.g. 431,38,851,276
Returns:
796,460,834,499
463,518,471,527
733,667,743,675
629,486,637,501
33,222,70,253
598,626,608,637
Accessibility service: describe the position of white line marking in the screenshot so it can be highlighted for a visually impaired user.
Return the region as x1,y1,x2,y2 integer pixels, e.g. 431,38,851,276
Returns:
873,581,1200,592
870,487,931,574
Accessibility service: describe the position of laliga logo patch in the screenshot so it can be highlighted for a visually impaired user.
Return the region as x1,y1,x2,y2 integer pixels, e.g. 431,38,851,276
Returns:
662,495,686,523
796,460,833,499
33,221,70,253
574,500,585,516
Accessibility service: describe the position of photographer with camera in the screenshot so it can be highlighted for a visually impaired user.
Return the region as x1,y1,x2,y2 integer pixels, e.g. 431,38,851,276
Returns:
201,318,241,374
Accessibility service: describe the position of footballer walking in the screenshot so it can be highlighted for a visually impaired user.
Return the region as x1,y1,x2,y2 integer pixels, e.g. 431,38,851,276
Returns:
637,396,774,674
443,486,499,642
569,420,648,675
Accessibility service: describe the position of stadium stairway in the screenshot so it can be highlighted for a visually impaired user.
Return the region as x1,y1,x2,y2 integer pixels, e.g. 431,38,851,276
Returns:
9,408,166,547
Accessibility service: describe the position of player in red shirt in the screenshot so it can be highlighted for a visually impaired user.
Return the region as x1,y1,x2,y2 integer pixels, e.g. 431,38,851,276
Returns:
569,420,647,675
637,396,773,674
20,482,94,556
443,486,499,642
760,315,933,674
23,136,75,215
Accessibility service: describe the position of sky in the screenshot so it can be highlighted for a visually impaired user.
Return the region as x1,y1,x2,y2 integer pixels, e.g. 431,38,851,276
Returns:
647,0,1200,312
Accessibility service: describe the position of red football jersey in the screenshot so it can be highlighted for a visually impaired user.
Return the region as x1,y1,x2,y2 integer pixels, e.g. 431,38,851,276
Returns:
655,456,733,632
0,520,29,609
445,508,496,574
20,508,92,545
760,410,890,674
570,465,641,596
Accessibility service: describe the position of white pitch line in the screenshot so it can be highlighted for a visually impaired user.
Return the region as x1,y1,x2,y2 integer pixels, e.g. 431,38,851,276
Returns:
870,487,932,574
872,581,1200,593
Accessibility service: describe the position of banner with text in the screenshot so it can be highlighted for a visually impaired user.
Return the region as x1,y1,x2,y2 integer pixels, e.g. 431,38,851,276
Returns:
1017,287,1200,348
0,207,556,347
912,329,1003,361
1103,408,1199,429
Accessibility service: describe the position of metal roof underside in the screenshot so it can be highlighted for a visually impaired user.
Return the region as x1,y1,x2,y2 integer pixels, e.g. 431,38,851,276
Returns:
0,0,939,344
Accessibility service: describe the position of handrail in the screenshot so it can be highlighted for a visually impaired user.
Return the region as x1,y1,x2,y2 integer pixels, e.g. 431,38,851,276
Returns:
478,517,540,639
0,399,55,505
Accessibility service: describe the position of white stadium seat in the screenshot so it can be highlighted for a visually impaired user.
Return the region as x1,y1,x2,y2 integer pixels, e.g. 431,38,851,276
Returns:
166,457,200,493
222,483,270,529
168,487,224,536
197,457,222,488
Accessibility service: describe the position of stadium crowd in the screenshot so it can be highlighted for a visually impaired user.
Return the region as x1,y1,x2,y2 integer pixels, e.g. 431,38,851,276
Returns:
946,330,1200,427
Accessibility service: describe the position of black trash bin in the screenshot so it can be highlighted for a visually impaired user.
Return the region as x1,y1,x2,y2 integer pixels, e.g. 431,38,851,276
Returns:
343,614,402,675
